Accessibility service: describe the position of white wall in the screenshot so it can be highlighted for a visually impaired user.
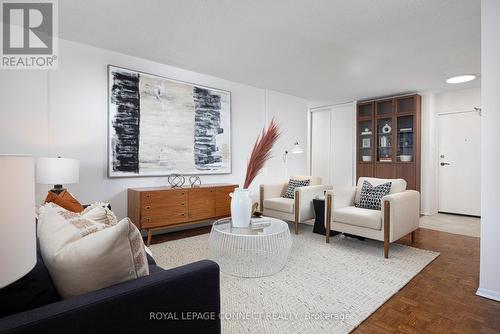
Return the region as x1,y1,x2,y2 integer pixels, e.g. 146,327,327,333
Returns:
435,88,481,113
265,90,308,179
477,0,500,302
0,39,308,219
419,92,438,215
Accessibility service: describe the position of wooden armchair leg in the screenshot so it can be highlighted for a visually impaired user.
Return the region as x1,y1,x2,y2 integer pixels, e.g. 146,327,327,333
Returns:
411,231,416,243
326,194,332,243
294,190,300,235
384,201,390,259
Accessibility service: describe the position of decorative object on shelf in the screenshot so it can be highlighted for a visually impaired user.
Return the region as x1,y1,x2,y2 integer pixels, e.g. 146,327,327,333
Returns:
400,128,413,133
362,155,372,162
108,65,231,177
188,175,202,187
0,155,36,288
232,118,280,228
167,174,185,188
36,157,80,194
380,157,392,162
400,155,412,162
283,141,304,177
382,123,392,134
362,138,371,148
361,128,372,135
380,136,391,148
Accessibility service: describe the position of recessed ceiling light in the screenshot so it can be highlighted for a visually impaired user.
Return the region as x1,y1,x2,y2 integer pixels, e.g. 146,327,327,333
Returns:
446,75,476,84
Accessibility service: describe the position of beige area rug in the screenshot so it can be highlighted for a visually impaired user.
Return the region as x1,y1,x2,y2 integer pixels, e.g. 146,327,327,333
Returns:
150,226,439,334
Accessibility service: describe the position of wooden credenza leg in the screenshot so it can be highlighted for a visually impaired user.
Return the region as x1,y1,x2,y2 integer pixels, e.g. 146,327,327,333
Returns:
146,229,152,246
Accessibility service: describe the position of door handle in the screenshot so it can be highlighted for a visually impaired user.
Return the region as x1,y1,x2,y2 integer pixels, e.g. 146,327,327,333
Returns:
440,162,450,166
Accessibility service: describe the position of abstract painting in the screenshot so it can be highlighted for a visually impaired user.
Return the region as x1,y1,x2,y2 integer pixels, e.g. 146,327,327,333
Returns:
108,65,231,177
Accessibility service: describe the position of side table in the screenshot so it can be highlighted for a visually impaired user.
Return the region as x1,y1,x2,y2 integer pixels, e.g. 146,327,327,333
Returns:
312,198,340,237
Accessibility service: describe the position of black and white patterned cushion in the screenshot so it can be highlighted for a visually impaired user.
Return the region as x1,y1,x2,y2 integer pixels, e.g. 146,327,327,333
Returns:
355,181,392,210
282,179,310,199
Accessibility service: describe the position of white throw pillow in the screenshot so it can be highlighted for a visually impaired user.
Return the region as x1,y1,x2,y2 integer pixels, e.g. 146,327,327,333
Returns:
37,203,149,299
81,202,118,225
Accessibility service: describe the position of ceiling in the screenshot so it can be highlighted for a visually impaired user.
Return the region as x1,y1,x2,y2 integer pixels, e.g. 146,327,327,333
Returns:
59,0,481,103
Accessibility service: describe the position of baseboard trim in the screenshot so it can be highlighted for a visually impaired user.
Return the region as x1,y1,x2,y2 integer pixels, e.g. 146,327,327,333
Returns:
420,211,438,216
476,287,500,302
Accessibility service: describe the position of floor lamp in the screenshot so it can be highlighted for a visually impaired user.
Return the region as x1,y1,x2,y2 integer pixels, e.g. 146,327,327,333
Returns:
283,141,304,178
0,155,36,288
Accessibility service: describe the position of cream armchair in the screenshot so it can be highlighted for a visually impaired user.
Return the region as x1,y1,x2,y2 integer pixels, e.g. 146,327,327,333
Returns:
260,175,332,234
324,177,419,258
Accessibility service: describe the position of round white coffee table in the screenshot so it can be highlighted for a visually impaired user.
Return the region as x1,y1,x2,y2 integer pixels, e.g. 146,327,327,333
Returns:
208,217,292,277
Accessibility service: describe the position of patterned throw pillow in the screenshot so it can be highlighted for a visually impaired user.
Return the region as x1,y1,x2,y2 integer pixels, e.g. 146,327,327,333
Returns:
282,179,310,199
355,181,392,210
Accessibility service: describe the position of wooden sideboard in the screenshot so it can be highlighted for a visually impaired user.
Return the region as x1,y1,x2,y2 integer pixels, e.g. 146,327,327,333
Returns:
128,183,238,245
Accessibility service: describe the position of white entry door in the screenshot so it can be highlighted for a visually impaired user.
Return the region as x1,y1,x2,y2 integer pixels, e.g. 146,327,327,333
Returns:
438,111,481,216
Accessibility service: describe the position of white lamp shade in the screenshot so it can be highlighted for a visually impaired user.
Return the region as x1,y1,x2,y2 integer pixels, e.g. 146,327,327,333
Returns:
290,142,304,154
0,155,36,288
36,157,79,185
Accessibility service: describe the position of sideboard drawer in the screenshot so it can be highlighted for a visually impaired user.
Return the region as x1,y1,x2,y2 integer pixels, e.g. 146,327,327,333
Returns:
188,188,216,220
140,202,187,217
141,212,188,228
141,189,187,204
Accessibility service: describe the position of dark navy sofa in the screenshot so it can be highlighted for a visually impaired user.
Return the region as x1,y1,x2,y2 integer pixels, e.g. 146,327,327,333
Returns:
0,247,221,334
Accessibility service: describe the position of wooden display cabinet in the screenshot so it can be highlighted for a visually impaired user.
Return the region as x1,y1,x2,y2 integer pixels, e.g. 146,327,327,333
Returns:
356,94,421,191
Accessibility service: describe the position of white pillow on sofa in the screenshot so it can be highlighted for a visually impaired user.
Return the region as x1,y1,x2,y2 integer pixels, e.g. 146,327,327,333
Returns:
81,202,118,225
37,203,149,299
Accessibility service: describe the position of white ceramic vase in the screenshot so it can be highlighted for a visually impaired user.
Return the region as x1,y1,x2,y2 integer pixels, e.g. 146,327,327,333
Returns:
230,188,252,228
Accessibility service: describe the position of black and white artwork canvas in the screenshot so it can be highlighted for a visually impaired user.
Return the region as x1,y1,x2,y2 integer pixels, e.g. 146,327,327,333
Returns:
108,65,231,177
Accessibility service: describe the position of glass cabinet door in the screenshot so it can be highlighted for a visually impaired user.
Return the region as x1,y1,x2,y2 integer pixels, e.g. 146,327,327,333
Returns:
376,100,392,116
358,103,373,118
397,96,415,114
377,118,393,162
397,115,414,162
358,120,373,162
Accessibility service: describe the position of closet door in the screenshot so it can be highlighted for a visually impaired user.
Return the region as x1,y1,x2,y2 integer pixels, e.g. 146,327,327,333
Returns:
331,104,355,188
311,109,332,185
310,103,355,188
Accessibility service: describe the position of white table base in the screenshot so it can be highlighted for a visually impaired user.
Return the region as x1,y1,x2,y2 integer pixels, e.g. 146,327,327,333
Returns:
208,218,292,277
